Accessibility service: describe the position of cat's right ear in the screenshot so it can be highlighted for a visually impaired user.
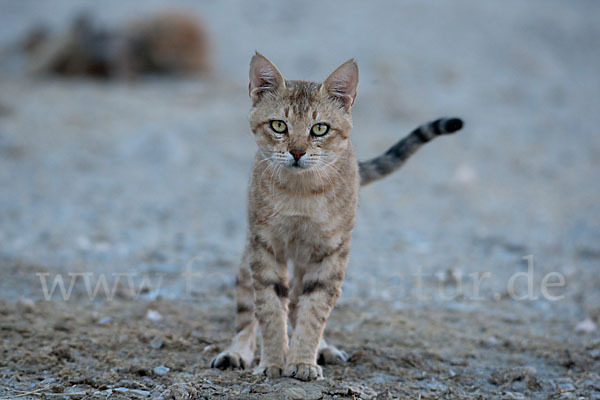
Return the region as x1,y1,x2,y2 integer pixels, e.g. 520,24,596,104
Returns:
249,52,285,104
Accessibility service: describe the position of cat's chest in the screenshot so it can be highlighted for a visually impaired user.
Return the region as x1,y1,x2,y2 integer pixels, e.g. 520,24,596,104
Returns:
272,193,330,222
266,195,332,248
254,191,353,260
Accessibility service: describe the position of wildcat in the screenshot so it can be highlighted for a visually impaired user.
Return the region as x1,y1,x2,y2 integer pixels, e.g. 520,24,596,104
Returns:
26,12,210,79
211,52,463,381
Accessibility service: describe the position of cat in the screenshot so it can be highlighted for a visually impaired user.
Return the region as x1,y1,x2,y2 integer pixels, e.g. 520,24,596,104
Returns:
210,52,463,381
25,12,211,78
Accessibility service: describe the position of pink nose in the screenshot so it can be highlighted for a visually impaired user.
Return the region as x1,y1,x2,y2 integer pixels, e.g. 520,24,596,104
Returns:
290,149,306,161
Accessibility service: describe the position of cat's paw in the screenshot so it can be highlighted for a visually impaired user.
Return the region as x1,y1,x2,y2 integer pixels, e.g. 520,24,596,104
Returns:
317,346,348,365
283,362,323,381
253,364,283,378
210,351,249,370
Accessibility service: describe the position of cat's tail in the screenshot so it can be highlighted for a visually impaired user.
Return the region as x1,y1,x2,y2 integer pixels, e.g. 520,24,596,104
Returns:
359,117,463,186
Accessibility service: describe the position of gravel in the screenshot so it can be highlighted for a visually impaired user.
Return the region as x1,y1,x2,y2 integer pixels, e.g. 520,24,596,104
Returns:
0,0,599,398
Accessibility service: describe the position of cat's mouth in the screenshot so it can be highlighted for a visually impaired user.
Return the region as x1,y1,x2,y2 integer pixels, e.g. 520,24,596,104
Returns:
288,159,312,170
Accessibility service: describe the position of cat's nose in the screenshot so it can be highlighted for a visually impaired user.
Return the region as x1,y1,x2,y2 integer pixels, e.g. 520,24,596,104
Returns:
289,149,306,161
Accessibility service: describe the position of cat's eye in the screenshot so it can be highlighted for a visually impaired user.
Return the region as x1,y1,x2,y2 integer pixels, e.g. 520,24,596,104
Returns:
270,120,288,134
311,123,329,137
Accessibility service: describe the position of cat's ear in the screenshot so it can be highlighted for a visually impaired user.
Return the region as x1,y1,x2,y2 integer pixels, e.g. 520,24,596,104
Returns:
322,59,359,110
249,52,285,104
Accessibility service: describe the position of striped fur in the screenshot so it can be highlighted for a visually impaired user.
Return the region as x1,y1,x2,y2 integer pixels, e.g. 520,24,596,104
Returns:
210,53,461,381
359,118,463,186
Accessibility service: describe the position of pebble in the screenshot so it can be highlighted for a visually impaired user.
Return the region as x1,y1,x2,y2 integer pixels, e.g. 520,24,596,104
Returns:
583,379,600,390
346,384,377,400
575,318,597,334
558,383,576,393
503,392,525,400
97,316,113,325
150,337,163,349
146,309,162,321
202,344,217,353
486,336,501,346
153,366,170,376
558,395,576,400
112,387,150,397
129,389,151,397
282,387,307,400
18,297,36,313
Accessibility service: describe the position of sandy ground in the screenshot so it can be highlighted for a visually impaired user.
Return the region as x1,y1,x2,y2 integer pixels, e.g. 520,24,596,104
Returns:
1,0,599,398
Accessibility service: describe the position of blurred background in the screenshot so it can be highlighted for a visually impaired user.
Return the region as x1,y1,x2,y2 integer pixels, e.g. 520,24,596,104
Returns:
0,0,599,398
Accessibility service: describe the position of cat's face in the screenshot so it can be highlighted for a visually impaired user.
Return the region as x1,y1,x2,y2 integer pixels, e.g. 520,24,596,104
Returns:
248,53,358,172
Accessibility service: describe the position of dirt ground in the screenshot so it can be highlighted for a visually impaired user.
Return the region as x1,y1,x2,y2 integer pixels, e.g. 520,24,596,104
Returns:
1,0,600,399
0,284,599,399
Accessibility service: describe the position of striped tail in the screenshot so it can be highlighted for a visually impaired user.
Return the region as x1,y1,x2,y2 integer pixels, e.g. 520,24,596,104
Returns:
359,117,463,186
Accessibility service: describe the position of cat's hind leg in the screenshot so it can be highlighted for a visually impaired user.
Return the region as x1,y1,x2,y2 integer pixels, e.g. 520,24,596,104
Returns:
211,252,257,370
317,337,348,365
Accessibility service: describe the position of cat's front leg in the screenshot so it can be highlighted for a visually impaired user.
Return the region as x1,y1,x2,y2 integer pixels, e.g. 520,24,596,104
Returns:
248,236,289,378
284,241,349,381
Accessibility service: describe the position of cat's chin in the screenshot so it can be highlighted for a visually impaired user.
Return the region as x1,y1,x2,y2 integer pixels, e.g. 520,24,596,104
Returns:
287,164,312,172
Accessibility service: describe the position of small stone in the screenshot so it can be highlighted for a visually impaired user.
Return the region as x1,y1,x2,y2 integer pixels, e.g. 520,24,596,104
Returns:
114,387,129,393
18,297,36,313
503,392,525,400
575,318,597,334
583,379,600,390
557,395,576,400
146,309,162,321
153,366,170,376
302,384,325,400
527,375,542,391
558,383,575,393
97,316,113,325
486,336,501,346
150,337,163,349
282,387,306,400
129,389,150,397
53,321,72,332
346,384,377,400
202,344,217,353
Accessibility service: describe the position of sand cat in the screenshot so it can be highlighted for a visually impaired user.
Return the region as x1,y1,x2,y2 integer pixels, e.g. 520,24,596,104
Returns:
211,52,462,381
25,12,210,78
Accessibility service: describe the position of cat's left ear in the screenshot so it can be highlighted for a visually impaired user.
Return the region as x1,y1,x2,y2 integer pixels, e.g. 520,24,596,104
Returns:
322,59,359,110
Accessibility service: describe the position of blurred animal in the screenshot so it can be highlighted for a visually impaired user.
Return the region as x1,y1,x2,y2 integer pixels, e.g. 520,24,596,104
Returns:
210,52,463,380
25,12,211,78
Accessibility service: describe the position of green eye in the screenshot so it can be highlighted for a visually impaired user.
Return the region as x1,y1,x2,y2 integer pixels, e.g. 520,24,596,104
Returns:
270,120,288,133
311,123,329,136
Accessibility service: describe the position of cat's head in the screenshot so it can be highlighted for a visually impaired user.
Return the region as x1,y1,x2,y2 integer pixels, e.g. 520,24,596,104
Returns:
248,52,358,172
